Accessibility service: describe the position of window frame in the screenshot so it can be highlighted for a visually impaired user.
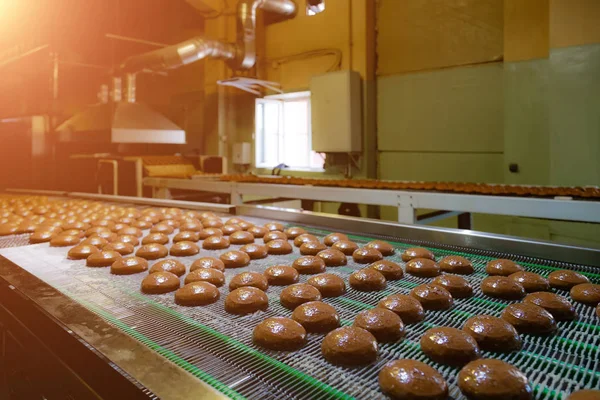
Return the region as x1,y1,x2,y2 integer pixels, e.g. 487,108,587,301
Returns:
255,91,323,172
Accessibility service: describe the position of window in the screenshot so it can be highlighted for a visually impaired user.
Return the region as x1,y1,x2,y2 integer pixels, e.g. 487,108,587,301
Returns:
255,91,324,171
307,0,325,16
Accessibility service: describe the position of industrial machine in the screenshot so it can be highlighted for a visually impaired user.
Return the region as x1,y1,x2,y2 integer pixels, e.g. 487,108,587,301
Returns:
0,191,598,399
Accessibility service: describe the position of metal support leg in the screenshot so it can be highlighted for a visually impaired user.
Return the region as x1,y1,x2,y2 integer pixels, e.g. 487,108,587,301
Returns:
397,194,416,224
458,212,472,230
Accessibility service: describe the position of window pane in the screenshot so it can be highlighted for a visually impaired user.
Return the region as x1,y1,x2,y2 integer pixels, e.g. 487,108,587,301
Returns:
263,134,279,166
264,103,280,135
283,101,308,135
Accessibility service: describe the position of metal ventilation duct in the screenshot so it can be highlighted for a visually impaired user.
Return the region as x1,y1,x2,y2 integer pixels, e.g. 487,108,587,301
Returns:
120,0,296,73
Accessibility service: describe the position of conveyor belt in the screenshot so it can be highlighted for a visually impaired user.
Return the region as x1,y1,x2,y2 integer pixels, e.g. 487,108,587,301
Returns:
1,212,599,400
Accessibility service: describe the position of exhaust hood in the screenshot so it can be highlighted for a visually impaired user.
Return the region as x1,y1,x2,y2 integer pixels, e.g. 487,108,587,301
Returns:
56,77,185,144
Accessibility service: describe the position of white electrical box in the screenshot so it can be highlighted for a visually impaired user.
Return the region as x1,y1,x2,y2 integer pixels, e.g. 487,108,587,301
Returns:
310,70,362,152
232,142,251,165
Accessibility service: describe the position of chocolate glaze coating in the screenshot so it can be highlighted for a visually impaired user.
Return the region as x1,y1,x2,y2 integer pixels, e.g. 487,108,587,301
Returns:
197,228,223,240
420,327,480,366
264,222,285,232
292,256,326,275
462,315,522,352
548,270,590,290
458,359,532,400
299,241,327,256
229,271,269,291
150,259,186,277
293,233,319,247
316,249,347,267
142,232,169,245
190,257,225,272
280,283,322,310
481,276,526,300
222,224,242,236
150,223,174,235
401,247,435,262
379,359,448,400
184,268,225,287
68,244,100,260
173,231,199,243
81,236,109,248
50,234,81,247
332,240,359,256
253,317,307,351
266,239,293,255
284,227,307,239
86,250,121,267
169,241,200,257
263,231,287,243
239,243,268,259
405,258,441,278
307,274,346,297
117,234,140,246
230,230,255,245
501,303,557,334
566,390,600,400
485,259,524,276
354,308,405,343
523,291,577,321
179,221,203,232
220,250,251,268
321,326,378,366
378,294,425,324
509,272,550,293
135,243,168,260
352,248,384,264
141,271,180,294
369,260,404,280
439,255,474,275
410,284,453,310
29,230,55,243
291,301,340,333
202,218,223,229
365,240,395,256
110,256,148,275
248,225,268,238
432,274,473,298
238,221,254,231
349,268,387,292
118,226,143,237
175,282,220,306
264,265,299,286
323,232,349,247
202,235,230,250
225,287,268,315
570,283,600,306
102,241,134,256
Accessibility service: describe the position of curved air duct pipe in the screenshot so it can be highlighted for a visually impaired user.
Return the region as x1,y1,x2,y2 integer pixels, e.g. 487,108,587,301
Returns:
120,0,296,73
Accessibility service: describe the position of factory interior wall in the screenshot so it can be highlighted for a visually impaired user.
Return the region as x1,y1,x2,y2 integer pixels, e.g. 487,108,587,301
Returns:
376,0,600,246
166,0,599,243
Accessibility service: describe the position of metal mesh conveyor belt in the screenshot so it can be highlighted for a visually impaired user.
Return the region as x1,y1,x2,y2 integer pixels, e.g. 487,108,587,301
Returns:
1,214,599,400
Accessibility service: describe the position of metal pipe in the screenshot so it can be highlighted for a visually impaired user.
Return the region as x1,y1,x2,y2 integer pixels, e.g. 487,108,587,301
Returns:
0,44,49,69
105,33,168,48
120,37,236,73
228,0,296,70
119,0,296,73
125,73,136,103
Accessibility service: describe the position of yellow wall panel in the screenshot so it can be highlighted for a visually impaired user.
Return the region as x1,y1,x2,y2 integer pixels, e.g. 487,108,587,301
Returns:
550,0,600,48
377,0,504,75
504,0,550,61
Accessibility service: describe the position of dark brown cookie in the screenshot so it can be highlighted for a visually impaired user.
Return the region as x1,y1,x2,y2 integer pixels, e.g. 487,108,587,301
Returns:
86,250,122,267
202,235,230,250
439,255,474,275
239,243,269,259
316,249,347,267
190,257,225,272
352,247,383,264
220,250,251,268
110,256,148,275
378,294,425,324
141,271,180,294
401,247,434,262
174,282,220,306
321,327,377,366
292,256,326,275
253,317,306,351
354,308,405,343
480,276,526,300
570,283,600,306
349,268,387,292
405,258,441,278
523,291,577,321
184,268,225,287
509,272,550,293
291,301,340,333
369,260,404,280
420,327,480,366
458,359,532,400
280,283,322,310
266,239,293,255
410,284,453,310
365,240,395,256
501,303,557,334
462,315,522,352
485,259,524,276
299,241,327,255
135,243,168,260
229,271,269,291
264,265,299,286
150,259,186,276
379,360,448,400
323,232,349,247
170,241,200,257
307,273,346,297
432,274,473,298
224,287,268,315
